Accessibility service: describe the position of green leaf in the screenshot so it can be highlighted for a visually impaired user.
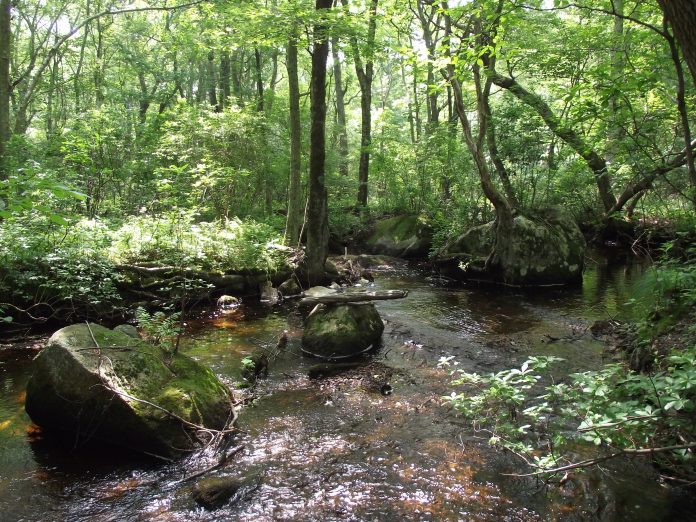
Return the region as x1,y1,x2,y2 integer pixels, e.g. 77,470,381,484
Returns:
49,214,69,226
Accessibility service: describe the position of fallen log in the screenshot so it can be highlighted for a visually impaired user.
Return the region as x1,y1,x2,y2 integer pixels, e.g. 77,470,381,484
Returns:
299,289,408,307
116,264,250,288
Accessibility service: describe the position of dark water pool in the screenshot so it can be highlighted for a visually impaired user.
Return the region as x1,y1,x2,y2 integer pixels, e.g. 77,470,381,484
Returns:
1,252,695,521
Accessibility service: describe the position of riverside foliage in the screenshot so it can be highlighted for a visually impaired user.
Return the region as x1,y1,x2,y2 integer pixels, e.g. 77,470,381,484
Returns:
441,251,696,482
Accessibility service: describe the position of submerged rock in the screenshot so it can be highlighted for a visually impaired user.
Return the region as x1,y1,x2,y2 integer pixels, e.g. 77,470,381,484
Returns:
259,280,279,305
217,295,240,309
364,215,433,258
192,473,262,510
435,208,585,286
302,303,384,359
25,324,233,458
192,475,242,510
240,351,269,384
307,362,362,379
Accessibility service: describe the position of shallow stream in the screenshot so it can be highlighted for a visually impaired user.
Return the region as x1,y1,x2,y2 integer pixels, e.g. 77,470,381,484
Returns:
1,251,696,521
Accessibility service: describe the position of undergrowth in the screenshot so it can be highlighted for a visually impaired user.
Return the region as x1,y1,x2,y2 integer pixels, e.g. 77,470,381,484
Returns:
0,212,292,325
442,240,696,483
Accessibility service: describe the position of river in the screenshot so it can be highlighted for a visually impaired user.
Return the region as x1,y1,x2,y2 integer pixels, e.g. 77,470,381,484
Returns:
1,251,695,521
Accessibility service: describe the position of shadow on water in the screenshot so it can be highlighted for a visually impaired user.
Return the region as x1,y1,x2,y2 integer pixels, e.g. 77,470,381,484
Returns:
1,250,695,520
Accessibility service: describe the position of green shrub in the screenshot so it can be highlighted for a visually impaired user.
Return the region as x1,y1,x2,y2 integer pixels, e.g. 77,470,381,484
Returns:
109,212,291,274
0,215,122,321
442,348,696,479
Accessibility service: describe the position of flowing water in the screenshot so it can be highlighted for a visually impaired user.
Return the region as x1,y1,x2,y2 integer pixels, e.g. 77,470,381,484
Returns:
1,251,695,521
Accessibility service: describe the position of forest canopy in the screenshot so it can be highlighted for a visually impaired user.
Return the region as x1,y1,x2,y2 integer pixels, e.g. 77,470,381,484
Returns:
0,0,692,226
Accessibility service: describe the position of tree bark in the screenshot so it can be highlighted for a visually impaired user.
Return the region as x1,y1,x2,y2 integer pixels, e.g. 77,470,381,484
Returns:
415,1,439,132
208,50,220,112
344,0,378,207
442,1,514,272
220,52,231,108
658,0,696,89
305,0,333,286
138,72,150,124
285,36,303,246
481,83,519,209
331,36,349,177
0,0,10,179
606,0,625,164
94,18,105,108
196,60,206,103
254,48,264,112
664,18,696,205
230,48,243,104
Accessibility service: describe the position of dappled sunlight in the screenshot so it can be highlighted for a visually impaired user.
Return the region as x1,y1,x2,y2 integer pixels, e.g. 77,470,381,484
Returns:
1,261,695,520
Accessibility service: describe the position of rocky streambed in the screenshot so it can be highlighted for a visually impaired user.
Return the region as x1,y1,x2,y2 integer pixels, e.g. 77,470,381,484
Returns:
1,252,696,521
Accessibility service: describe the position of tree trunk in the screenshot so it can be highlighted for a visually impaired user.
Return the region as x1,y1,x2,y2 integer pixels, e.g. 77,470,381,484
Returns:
0,0,11,179
488,69,618,213
138,72,150,124
254,48,264,112
345,0,378,207
208,50,220,112
45,40,59,137
220,53,231,109
443,2,514,271
266,49,279,113
196,60,206,103
658,0,696,89
416,1,439,133
356,83,372,206
482,91,519,209
664,19,696,206
285,36,303,246
606,0,625,164
331,36,349,177
230,49,243,104
400,59,416,146
305,0,333,286
94,19,105,108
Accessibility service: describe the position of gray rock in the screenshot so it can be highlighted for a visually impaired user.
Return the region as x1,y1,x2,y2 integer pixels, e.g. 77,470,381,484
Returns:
435,208,586,286
304,286,338,298
25,324,233,458
217,295,240,309
364,215,433,258
114,324,139,339
278,278,302,297
240,351,269,383
302,303,384,359
325,259,339,276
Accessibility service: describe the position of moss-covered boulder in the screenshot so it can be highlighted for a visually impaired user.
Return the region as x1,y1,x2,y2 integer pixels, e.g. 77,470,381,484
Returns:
302,303,384,359
435,208,586,286
364,215,433,258
25,324,233,458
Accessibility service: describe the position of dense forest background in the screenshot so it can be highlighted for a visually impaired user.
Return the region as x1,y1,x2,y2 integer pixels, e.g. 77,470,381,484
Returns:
1,0,695,321
0,0,694,228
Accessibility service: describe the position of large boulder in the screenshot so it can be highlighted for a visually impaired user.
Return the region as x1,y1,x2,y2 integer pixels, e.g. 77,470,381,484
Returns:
364,215,433,258
302,303,384,359
25,323,233,458
435,208,586,286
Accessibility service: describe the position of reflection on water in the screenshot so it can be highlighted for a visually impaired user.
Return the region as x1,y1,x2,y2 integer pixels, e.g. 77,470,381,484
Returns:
0,251,694,521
